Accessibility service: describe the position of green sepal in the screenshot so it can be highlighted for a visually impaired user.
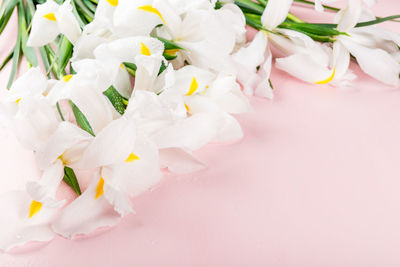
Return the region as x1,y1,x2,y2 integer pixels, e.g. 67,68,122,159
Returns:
103,85,127,115
158,61,167,76
69,100,96,136
63,166,82,196
123,62,137,77
156,37,183,51
163,53,178,60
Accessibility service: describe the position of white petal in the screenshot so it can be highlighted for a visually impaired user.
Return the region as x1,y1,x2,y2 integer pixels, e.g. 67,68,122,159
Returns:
151,112,218,151
336,0,362,32
275,52,333,84
57,0,82,44
133,55,163,92
113,0,164,36
52,175,121,239
261,0,293,29
254,50,274,99
26,159,65,204
173,65,216,95
0,191,58,251
159,147,206,174
94,36,165,66
77,116,137,169
35,121,92,170
12,97,59,151
340,36,400,86
103,135,162,198
68,78,114,134
7,67,48,102
27,0,60,46
206,76,253,113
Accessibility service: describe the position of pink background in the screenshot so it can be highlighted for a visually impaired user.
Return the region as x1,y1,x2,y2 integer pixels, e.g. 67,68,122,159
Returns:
1,1,400,266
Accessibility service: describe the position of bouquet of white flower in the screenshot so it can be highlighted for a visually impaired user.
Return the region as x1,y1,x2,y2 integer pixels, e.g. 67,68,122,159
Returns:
0,0,398,251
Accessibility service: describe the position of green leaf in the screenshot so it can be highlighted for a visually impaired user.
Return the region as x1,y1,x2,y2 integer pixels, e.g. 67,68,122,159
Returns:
293,0,340,12
44,44,59,78
0,50,13,71
7,24,21,89
103,86,127,115
63,166,82,196
256,0,266,7
39,47,52,78
355,15,400,27
307,15,400,30
57,36,73,78
18,0,38,67
0,0,19,35
279,22,346,37
69,100,96,136
56,102,65,121
234,0,264,15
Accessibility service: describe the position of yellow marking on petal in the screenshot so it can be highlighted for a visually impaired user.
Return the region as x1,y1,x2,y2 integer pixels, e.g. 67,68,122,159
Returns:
43,13,57,21
29,200,42,218
16,98,21,104
95,177,105,199
58,154,69,166
106,0,118,6
137,5,165,24
120,63,125,69
125,153,140,163
185,104,190,113
62,75,73,82
315,68,336,84
140,42,151,56
186,77,198,96
164,49,179,56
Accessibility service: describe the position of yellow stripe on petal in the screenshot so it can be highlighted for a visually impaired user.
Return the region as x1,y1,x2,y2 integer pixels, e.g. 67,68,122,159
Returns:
125,153,140,163
95,177,104,199
315,68,336,84
43,13,57,21
185,104,190,113
137,5,165,23
186,77,198,96
29,200,42,218
62,75,73,82
106,0,118,6
16,98,21,104
140,42,151,56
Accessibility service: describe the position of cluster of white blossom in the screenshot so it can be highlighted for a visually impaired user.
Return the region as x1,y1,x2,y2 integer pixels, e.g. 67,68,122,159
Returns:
0,0,399,251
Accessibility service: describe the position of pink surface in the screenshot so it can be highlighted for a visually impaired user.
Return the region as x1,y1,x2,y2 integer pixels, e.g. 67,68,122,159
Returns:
1,2,400,266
